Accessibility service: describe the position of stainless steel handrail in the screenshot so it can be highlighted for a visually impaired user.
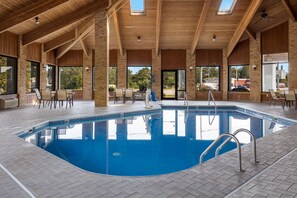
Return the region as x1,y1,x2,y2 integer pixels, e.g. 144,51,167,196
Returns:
208,89,217,125
199,133,244,172
215,128,259,164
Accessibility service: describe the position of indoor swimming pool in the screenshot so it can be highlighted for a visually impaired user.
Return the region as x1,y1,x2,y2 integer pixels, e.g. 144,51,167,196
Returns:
19,107,295,176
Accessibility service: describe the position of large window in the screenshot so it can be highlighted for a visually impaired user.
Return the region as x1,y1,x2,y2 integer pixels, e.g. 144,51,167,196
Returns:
59,67,83,90
46,65,55,90
0,56,17,95
262,53,288,92
127,66,151,91
109,66,117,91
229,65,250,92
196,66,220,91
26,61,40,93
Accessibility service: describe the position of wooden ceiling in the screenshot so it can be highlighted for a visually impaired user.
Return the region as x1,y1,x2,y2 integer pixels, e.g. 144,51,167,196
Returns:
0,0,296,57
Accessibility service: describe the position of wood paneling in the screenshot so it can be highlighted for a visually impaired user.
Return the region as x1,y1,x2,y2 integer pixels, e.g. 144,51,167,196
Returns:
0,31,18,57
58,50,83,66
46,50,56,65
92,49,118,66
229,39,250,65
27,42,41,62
127,50,152,66
161,50,186,69
196,49,222,66
261,22,288,54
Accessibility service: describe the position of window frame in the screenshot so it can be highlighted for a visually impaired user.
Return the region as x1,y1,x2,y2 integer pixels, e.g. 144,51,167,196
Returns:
130,0,145,16
0,55,18,95
217,0,237,15
26,61,40,93
126,65,152,91
228,64,250,92
196,66,221,91
58,66,83,90
46,64,56,91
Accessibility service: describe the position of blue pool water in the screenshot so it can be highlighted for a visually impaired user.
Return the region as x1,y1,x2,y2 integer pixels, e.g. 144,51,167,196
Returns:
21,107,293,176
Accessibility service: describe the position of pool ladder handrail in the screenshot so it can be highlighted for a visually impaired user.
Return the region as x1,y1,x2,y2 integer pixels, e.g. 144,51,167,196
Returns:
215,128,259,164
208,89,217,125
199,129,259,172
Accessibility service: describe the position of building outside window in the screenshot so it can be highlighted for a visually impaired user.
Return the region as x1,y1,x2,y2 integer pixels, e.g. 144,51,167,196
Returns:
262,53,288,92
196,66,220,91
46,65,55,90
127,66,151,91
229,65,250,92
26,61,40,93
0,55,17,95
59,66,83,90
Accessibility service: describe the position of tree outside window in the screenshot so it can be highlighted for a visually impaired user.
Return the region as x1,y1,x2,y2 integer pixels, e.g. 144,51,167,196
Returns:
127,66,151,91
229,65,250,92
59,67,83,90
26,61,40,93
0,56,17,95
196,66,220,91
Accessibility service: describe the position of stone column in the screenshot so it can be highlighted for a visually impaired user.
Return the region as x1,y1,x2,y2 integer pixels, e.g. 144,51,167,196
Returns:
40,44,47,90
250,34,261,102
117,49,126,89
18,35,27,107
152,49,161,99
186,49,196,100
94,11,109,107
288,19,297,90
222,49,228,100
83,49,93,100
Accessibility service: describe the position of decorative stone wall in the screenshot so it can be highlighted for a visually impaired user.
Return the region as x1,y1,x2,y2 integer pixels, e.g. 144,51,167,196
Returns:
186,49,196,100
17,35,27,107
83,49,93,100
94,11,109,107
152,49,161,99
288,19,297,90
250,34,261,102
117,49,126,89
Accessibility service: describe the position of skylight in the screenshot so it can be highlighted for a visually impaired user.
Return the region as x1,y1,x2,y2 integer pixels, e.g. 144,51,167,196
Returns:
130,0,145,15
217,0,237,15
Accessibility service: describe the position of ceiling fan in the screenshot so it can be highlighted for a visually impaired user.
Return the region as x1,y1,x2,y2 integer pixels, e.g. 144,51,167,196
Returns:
254,10,276,24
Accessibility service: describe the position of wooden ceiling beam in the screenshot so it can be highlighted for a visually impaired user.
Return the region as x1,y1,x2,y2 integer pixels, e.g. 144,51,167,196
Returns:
0,0,69,33
281,0,297,22
226,0,262,57
156,0,162,55
245,26,256,40
80,39,89,57
113,8,123,56
22,0,108,46
107,0,129,18
190,0,212,55
44,30,76,53
57,18,95,59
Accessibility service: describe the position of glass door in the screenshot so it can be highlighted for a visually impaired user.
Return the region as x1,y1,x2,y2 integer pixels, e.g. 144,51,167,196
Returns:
162,71,176,99
162,70,186,100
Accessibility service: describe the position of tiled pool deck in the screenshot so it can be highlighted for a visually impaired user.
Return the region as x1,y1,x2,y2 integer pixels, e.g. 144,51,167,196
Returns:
1,100,297,198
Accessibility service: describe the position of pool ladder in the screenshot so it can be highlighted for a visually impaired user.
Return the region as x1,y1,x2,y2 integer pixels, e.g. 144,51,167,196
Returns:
199,128,259,172
208,89,217,125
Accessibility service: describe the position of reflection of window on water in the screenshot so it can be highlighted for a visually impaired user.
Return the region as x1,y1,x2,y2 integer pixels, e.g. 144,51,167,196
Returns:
196,115,219,140
262,53,288,92
229,115,250,144
127,116,151,140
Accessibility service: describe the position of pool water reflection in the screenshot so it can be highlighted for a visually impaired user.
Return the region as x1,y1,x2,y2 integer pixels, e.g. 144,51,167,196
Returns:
23,110,288,176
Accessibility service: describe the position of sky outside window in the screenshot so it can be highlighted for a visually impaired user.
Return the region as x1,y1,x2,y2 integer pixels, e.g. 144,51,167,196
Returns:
130,0,145,15
218,0,237,15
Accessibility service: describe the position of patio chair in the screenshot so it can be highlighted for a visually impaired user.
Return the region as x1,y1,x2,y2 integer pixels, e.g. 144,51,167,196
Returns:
284,91,296,108
124,88,135,103
41,89,54,108
268,89,285,107
114,88,124,103
55,90,71,109
34,88,42,108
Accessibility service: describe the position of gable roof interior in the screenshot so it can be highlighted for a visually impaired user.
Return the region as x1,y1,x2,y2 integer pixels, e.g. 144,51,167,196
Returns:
0,0,296,55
